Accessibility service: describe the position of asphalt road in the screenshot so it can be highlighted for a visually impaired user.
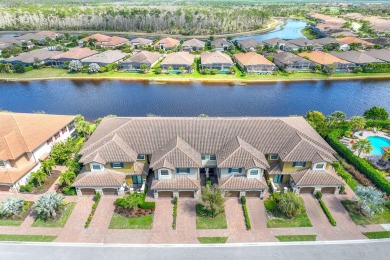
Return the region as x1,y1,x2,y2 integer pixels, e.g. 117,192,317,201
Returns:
0,240,389,260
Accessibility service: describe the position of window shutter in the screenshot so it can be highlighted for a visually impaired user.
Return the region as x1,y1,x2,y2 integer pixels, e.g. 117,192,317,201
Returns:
292,162,296,167
228,168,232,173
176,168,179,173
303,162,307,167
239,168,242,173
187,168,190,173
110,163,113,168
120,162,124,168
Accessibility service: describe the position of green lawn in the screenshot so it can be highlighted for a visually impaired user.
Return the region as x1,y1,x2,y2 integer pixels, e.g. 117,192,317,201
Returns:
196,213,228,229
197,237,228,244
300,28,318,40
342,200,390,225
2,67,390,83
0,219,23,226
363,231,390,239
276,235,317,242
0,234,57,242
109,213,153,229
267,213,313,228
32,202,76,228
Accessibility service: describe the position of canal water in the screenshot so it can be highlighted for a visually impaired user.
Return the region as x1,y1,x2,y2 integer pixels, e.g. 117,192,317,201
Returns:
1,79,389,119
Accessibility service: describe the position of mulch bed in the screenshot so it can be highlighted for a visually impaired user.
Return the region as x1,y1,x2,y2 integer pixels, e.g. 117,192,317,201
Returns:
0,201,34,221
114,206,154,218
21,172,60,195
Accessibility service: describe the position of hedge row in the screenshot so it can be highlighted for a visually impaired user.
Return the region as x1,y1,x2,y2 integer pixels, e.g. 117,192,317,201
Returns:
332,162,360,190
172,196,178,230
85,193,101,228
327,130,390,195
241,196,251,230
319,199,337,226
366,120,390,129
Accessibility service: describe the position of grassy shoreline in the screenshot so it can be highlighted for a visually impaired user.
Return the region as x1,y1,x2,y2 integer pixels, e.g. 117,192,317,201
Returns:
1,68,390,84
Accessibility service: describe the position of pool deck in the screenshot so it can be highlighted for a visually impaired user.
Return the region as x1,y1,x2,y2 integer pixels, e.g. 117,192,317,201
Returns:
355,130,390,170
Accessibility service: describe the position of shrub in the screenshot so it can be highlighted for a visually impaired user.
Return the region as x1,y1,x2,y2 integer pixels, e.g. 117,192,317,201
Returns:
264,198,277,211
33,193,66,221
139,201,156,210
19,183,33,192
339,185,346,194
315,192,322,200
272,192,281,201
319,199,337,226
0,198,25,219
241,196,246,206
200,184,225,218
61,187,76,195
385,201,390,210
93,192,101,202
115,193,144,210
327,130,390,195
277,192,305,218
332,162,359,190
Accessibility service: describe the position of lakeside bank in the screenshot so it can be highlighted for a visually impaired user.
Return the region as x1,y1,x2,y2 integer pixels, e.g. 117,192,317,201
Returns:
1,68,390,84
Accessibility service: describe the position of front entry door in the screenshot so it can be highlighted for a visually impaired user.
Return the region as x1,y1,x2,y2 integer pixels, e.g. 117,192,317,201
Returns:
273,174,283,183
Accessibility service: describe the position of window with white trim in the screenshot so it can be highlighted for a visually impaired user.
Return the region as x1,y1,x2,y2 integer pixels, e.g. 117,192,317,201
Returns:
293,162,306,167
111,162,124,168
201,154,206,160
137,154,145,160
230,168,241,173
249,169,259,175
314,162,326,170
160,170,169,175
0,160,5,167
269,154,279,160
209,154,217,161
91,163,103,171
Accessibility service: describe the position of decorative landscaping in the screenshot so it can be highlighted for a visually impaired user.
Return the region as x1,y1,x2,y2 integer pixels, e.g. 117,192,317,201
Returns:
0,234,57,242
172,196,178,230
32,194,76,228
363,231,390,239
197,237,228,244
109,193,155,229
84,193,101,228
342,200,390,225
276,235,317,242
265,192,313,228
241,196,251,230
315,192,336,226
0,198,33,226
196,184,228,229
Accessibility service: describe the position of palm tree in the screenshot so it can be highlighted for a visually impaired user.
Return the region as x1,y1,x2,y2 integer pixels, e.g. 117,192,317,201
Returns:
33,193,66,221
59,170,76,187
352,139,373,156
350,116,366,134
30,169,47,187
41,158,56,176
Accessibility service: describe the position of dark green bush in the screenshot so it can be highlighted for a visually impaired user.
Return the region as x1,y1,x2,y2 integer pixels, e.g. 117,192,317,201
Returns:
315,191,322,200
19,184,33,192
319,199,337,226
242,202,251,230
139,201,156,210
62,187,76,195
264,198,277,211
241,196,246,205
196,203,209,216
339,185,346,194
93,192,101,202
327,130,390,195
333,162,359,190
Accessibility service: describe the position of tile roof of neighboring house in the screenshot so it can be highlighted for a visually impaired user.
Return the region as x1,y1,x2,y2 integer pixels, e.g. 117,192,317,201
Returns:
182,38,205,48
17,33,46,41
365,37,390,46
150,136,202,169
337,37,374,46
160,51,195,66
290,169,344,186
330,51,382,64
219,175,267,190
153,37,180,48
151,175,201,190
216,136,269,169
82,34,128,47
5,49,63,64
129,37,153,45
72,168,126,187
0,112,75,160
0,43,12,50
272,52,312,65
233,52,274,66
121,51,163,65
51,47,98,60
211,38,232,48
236,38,264,50
80,117,336,169
263,37,285,46
312,37,343,46
363,49,390,62
298,51,350,65
269,163,344,186
288,38,313,47
200,51,234,65
81,50,127,64
0,37,22,45
0,161,38,185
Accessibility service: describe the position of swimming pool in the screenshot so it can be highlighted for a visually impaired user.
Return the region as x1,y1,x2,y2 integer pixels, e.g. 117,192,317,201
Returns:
366,136,390,155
